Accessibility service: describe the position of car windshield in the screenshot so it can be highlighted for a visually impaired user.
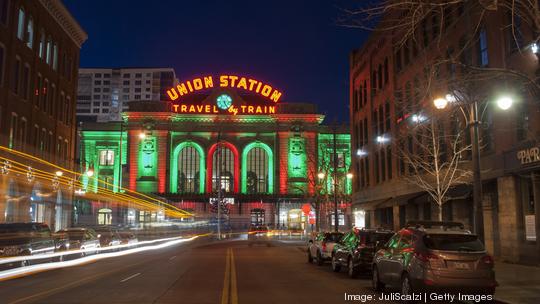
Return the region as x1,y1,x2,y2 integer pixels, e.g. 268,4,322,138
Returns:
63,231,86,240
324,233,342,242
423,234,485,252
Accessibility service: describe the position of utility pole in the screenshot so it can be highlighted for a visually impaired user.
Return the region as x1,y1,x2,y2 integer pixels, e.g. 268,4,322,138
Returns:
333,123,339,232
470,101,484,238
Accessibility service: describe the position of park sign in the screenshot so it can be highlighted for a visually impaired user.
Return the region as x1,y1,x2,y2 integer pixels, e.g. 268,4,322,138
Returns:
166,75,282,116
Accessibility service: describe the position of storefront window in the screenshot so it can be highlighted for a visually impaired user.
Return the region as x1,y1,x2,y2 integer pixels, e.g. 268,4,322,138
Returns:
250,208,265,225
97,208,112,225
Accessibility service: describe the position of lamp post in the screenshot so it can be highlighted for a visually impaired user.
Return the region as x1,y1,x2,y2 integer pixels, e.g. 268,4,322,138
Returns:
434,94,513,236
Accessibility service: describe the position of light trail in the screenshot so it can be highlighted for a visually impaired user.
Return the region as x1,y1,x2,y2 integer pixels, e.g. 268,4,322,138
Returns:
0,235,202,281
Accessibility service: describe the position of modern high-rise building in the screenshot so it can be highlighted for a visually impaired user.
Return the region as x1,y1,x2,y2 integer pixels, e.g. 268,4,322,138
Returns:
0,0,86,229
76,67,176,122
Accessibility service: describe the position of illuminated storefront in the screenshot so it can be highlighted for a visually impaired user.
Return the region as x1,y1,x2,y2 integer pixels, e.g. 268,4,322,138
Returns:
79,74,351,229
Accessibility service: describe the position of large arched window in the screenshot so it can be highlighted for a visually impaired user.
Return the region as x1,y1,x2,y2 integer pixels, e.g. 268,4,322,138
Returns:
178,146,200,193
212,146,235,193
170,142,205,194
241,142,273,194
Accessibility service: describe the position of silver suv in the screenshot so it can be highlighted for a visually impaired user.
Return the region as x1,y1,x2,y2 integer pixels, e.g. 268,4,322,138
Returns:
372,221,497,299
307,232,343,265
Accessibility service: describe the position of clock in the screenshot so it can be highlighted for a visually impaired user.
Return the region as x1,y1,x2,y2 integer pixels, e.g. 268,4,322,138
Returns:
216,94,233,110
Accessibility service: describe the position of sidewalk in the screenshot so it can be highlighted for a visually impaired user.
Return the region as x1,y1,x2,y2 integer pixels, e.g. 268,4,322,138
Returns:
494,262,540,304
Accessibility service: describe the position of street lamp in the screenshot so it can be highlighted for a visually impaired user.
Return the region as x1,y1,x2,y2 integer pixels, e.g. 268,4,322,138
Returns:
433,93,513,235
346,172,353,179
138,132,146,140
55,170,63,177
86,168,94,177
318,172,325,180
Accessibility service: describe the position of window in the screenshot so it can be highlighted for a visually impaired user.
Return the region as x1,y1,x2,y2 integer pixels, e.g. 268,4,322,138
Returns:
38,30,45,59
135,73,142,78
9,113,18,148
94,80,101,85
41,79,48,110
178,146,201,193
45,37,51,64
0,45,4,86
135,80,141,85
122,73,129,78
212,146,235,192
11,57,20,94
22,64,29,100
246,147,269,193
26,17,33,48
478,28,488,67
94,87,101,93
99,150,114,166
123,80,129,85
122,88,129,93
94,73,102,78
432,14,440,38
0,0,8,25
52,43,58,70
16,7,24,40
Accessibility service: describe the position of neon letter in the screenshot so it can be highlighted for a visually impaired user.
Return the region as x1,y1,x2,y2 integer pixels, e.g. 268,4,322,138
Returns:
269,106,275,114
204,76,214,88
261,85,272,97
172,104,179,112
248,79,257,91
237,77,248,90
193,78,203,90
177,84,188,95
220,75,228,87
256,106,262,114
167,88,179,101
229,75,238,87
181,105,187,112
248,106,254,113
270,90,282,102
186,81,193,92
255,82,262,93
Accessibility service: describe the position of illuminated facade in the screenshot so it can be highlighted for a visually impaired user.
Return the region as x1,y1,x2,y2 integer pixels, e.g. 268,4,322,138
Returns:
79,77,351,229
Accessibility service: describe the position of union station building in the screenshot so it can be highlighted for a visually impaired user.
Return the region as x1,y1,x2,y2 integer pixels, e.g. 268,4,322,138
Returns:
77,75,352,230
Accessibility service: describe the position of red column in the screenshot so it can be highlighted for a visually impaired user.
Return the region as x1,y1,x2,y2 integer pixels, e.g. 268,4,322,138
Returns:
128,130,139,191
155,130,168,193
278,132,289,194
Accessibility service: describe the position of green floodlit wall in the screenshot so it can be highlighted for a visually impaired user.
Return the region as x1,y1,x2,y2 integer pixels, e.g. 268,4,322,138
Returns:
318,133,352,195
241,141,274,194
81,131,128,193
137,136,158,192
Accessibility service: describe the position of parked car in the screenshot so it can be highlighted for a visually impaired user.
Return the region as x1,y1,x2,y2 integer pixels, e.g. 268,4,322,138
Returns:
0,223,58,267
57,228,100,257
248,225,269,240
372,221,497,300
331,228,394,277
307,232,343,265
92,226,122,247
118,231,138,245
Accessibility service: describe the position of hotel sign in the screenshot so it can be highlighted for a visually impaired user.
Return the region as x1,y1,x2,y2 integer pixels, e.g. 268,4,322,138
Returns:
166,75,282,103
517,147,540,165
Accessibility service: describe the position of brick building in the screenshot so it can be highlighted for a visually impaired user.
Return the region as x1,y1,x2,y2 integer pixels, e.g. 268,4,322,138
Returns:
350,3,540,264
0,0,86,229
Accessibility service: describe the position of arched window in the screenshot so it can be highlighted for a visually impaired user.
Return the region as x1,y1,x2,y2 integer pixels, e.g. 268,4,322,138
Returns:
246,147,269,193
178,146,200,193
16,7,24,40
212,145,235,193
241,142,273,194
26,17,33,49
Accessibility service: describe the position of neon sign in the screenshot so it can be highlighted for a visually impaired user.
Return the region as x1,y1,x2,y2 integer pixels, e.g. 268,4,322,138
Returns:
166,75,283,103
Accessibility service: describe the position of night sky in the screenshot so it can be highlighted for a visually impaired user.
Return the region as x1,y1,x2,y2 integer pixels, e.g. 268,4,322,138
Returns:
63,0,369,122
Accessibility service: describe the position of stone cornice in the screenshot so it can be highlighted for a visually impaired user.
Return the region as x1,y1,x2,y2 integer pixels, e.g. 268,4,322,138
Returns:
39,0,88,48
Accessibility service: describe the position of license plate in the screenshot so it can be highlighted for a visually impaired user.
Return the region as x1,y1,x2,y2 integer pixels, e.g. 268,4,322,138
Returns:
453,262,470,270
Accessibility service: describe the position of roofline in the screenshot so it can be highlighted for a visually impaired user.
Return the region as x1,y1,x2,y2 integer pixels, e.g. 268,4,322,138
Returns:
39,0,87,48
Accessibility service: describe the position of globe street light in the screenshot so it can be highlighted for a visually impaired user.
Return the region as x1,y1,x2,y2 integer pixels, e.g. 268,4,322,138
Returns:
86,168,94,177
496,96,513,110
433,97,448,109
346,172,353,179
317,172,325,180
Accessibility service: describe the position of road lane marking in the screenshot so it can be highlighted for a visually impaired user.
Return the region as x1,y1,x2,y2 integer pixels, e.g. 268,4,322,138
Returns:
169,255,177,261
221,248,238,304
221,248,231,304
120,272,141,283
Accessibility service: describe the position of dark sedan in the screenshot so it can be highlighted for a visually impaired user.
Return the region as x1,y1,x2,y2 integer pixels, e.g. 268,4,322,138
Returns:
331,228,394,278
0,223,57,267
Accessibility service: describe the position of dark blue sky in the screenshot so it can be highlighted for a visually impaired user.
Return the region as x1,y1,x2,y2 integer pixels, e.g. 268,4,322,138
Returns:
64,0,369,122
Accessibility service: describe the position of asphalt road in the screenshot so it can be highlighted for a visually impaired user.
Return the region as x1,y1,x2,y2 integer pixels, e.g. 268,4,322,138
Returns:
0,235,398,304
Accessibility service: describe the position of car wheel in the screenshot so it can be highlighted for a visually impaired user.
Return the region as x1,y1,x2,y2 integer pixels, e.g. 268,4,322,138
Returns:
331,254,341,272
316,250,324,266
372,266,385,291
348,257,357,278
401,274,415,304
307,249,313,263
19,259,28,268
